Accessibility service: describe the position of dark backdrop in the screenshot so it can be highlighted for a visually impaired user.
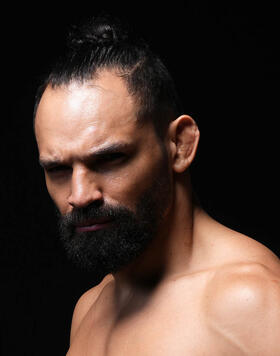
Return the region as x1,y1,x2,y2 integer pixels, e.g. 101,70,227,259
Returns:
1,2,279,355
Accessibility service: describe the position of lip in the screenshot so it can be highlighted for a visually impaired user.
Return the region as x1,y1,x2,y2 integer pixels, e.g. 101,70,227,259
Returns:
75,218,112,233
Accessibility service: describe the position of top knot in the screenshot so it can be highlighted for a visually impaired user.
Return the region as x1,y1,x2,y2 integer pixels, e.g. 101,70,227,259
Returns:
68,15,130,49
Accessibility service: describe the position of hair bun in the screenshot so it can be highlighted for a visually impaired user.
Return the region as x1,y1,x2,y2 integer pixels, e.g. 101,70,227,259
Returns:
68,15,129,49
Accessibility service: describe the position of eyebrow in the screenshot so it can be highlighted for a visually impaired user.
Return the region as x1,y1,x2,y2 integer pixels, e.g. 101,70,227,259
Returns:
39,142,133,169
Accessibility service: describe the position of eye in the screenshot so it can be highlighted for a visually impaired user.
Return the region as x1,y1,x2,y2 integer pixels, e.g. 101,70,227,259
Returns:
100,152,126,162
94,152,127,169
45,165,72,175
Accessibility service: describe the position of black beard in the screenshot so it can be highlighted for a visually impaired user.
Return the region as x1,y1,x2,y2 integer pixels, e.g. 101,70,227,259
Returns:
58,150,171,277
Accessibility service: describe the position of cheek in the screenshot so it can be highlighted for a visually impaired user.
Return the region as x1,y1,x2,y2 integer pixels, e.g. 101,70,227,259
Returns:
102,155,166,209
101,174,141,209
45,176,70,214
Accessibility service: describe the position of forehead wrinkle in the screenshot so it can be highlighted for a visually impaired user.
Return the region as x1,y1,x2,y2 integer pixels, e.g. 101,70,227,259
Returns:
39,141,133,167
37,115,141,165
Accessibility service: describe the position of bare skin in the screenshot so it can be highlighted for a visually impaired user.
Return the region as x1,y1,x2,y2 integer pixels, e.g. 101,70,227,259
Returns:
35,69,280,355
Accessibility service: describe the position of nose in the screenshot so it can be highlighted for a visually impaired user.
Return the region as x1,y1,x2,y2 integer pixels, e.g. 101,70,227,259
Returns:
67,165,103,209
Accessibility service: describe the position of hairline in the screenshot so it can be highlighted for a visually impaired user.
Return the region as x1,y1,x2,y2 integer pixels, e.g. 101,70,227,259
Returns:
33,66,174,138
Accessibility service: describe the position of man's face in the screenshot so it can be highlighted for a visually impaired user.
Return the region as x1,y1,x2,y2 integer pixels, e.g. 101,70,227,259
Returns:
35,70,173,276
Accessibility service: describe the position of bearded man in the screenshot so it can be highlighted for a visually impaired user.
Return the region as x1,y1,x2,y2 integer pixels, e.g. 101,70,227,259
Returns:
34,15,280,356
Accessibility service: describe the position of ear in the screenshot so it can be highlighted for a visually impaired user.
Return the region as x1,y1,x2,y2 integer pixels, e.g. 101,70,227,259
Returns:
167,115,200,173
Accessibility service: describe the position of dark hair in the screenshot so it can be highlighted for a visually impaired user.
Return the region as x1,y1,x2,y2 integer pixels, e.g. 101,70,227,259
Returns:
34,15,183,136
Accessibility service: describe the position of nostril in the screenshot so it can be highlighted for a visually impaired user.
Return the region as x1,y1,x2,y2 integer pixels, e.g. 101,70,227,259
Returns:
72,199,105,217
68,189,103,209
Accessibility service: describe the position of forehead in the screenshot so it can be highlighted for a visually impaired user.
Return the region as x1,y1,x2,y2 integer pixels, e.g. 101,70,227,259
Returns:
35,70,147,159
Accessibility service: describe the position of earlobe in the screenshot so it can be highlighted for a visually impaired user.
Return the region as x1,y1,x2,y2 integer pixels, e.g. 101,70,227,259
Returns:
168,115,200,173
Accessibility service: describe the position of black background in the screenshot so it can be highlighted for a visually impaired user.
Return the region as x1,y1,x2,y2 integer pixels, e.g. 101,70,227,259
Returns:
1,2,279,355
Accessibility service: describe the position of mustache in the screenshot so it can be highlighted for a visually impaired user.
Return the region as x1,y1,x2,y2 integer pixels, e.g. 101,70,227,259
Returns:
58,202,133,227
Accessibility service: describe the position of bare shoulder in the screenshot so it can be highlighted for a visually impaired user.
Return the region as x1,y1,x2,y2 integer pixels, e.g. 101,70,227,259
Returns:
197,209,280,273
69,274,114,342
203,262,280,355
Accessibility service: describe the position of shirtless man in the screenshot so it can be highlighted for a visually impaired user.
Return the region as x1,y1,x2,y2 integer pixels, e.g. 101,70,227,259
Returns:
34,15,280,355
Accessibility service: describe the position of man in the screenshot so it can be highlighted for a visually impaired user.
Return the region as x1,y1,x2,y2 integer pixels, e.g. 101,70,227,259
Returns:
34,15,280,355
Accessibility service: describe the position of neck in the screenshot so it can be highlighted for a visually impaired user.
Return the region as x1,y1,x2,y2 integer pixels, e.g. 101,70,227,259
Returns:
113,173,199,296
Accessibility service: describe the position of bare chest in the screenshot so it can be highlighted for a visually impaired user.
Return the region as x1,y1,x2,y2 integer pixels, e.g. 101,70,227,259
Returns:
67,280,212,356
68,305,208,355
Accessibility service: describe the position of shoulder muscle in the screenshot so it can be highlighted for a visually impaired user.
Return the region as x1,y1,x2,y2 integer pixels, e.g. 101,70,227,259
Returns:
69,274,114,343
204,263,280,355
